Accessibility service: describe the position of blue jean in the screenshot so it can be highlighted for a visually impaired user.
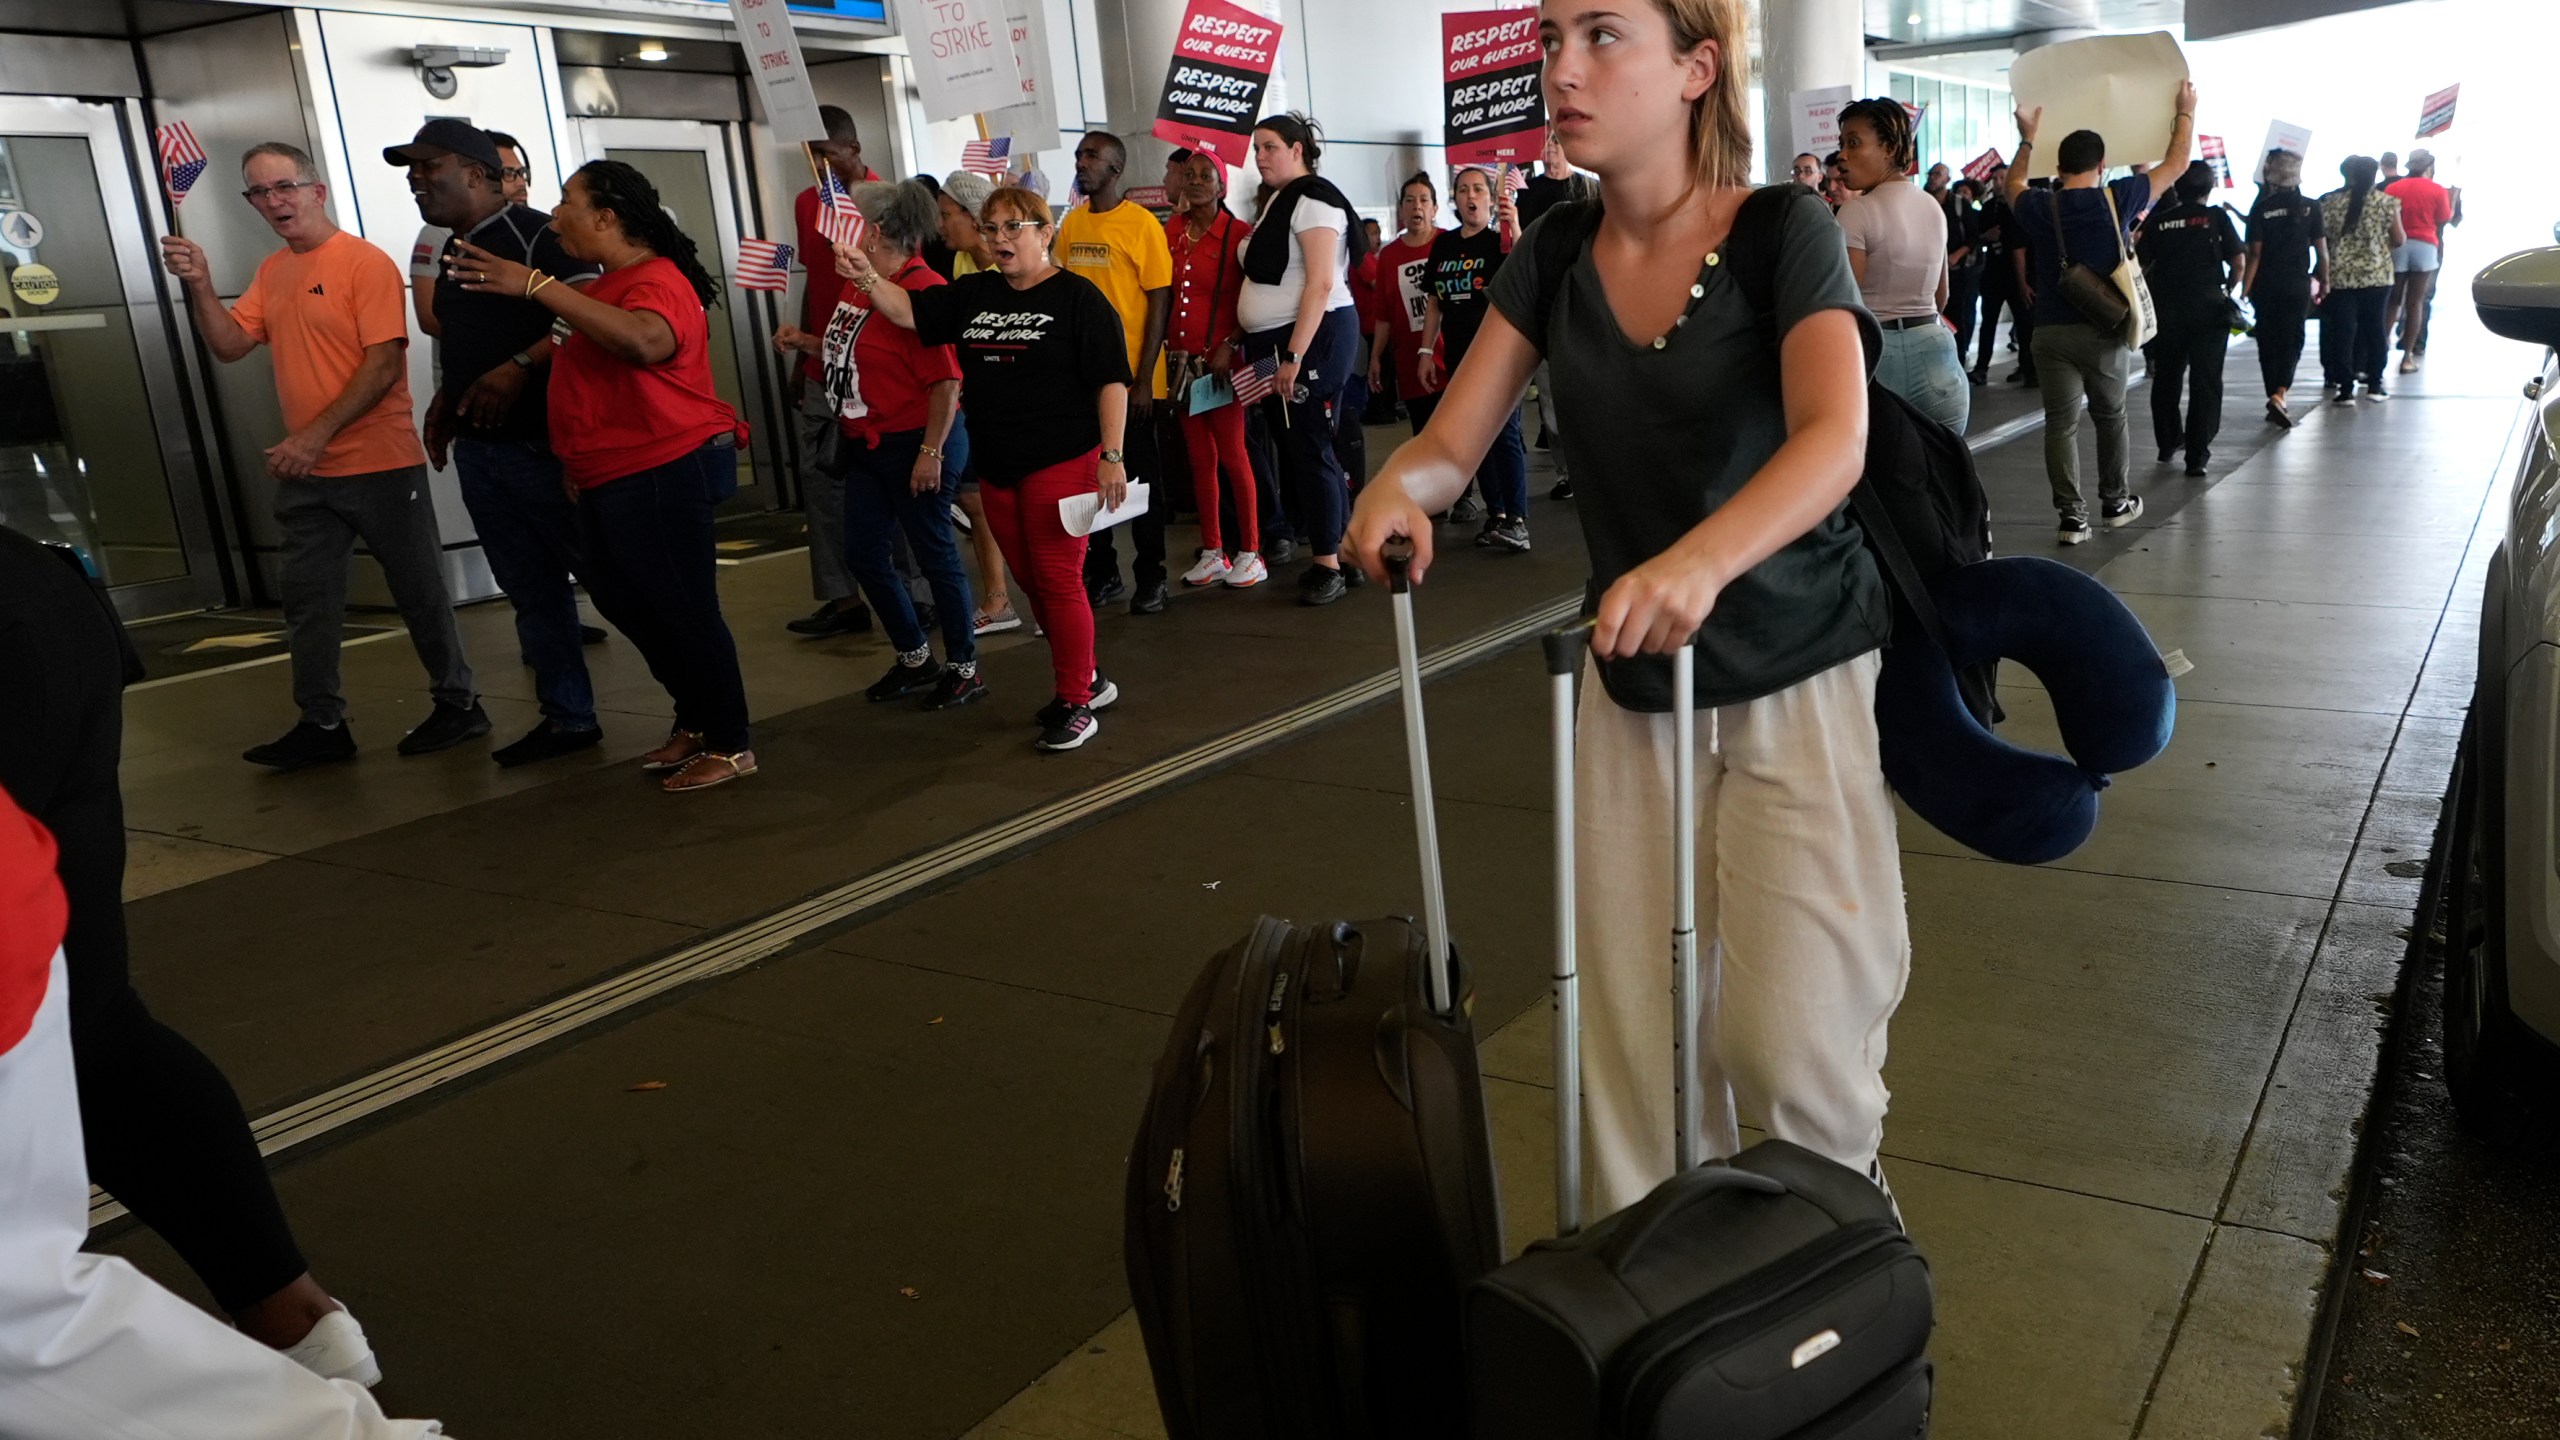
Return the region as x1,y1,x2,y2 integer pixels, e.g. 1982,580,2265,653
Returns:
1478,404,1529,518
1875,322,1971,437
840,427,977,664
454,437,596,730
577,437,750,751
1245,304,1360,558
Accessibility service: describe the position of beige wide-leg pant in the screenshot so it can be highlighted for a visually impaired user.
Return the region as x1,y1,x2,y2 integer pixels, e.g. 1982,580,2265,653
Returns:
1576,651,1912,1220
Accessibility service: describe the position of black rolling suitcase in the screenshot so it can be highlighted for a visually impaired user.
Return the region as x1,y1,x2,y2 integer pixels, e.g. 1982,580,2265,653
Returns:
1125,554,1504,1439
1463,629,1936,1440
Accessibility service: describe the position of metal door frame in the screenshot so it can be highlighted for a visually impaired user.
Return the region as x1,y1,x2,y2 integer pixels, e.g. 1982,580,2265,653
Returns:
568,116,788,509
0,93,230,618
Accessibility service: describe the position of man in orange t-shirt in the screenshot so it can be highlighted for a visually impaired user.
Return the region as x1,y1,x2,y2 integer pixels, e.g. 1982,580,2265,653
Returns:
161,141,484,771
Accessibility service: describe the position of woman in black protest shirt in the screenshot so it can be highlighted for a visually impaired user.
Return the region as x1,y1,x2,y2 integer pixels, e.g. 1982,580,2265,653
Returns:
841,185,1133,753
2242,148,2329,429
1418,166,1528,553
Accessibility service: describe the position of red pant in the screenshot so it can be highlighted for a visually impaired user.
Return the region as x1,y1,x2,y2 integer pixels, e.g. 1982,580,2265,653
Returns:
980,450,1098,707
1179,401,1256,554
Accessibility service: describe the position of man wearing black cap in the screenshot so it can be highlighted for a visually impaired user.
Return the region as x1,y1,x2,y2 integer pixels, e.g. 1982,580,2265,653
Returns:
389,119,605,766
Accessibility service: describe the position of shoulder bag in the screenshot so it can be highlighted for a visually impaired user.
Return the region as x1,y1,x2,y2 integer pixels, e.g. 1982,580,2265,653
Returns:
2049,185,2157,348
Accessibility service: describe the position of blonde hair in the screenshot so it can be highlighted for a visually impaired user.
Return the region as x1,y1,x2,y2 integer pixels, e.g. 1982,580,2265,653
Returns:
982,185,1053,227
1651,0,1754,192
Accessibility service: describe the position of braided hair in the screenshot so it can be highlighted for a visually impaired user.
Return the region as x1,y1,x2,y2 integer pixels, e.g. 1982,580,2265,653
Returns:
572,159,718,308
2340,154,2378,239
1839,97,1917,177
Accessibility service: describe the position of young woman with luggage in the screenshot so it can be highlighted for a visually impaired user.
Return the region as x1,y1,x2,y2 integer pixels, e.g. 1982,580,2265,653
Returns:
837,185,1134,753
1345,0,1908,1221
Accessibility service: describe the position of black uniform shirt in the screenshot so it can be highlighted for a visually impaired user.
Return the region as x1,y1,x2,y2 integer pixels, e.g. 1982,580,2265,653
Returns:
2135,198,2243,327
432,203,599,444
2245,188,2327,295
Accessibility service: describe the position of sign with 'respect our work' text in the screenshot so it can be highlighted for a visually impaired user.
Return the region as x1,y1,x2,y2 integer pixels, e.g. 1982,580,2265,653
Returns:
1151,0,1281,169
890,0,1023,122
729,0,827,143
1442,9,1544,167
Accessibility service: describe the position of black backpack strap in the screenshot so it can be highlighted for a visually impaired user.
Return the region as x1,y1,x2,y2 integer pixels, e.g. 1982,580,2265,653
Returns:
1526,197,1605,337
1849,473,1956,659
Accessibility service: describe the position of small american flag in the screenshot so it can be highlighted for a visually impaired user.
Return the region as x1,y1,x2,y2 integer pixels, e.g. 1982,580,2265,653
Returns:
1501,164,1526,197
1961,147,2003,185
2416,83,2459,138
815,170,867,250
735,238,794,292
1229,354,1281,406
157,121,208,206
960,136,1012,176
2197,135,2232,188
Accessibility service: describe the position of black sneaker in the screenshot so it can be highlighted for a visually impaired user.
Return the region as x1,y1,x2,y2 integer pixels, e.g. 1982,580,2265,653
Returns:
923,668,987,710
1490,517,1531,552
2102,494,2145,528
2362,383,2390,402
2266,400,2295,430
1266,536,1298,565
1033,675,1119,729
2184,454,2209,477
1129,580,1169,615
1473,517,1503,548
398,701,492,756
1550,478,1575,501
866,658,940,702
2157,445,2177,464
1340,562,1366,588
1449,491,1487,525
2056,516,2093,546
1088,574,1130,607
1969,366,1988,386
786,600,870,636
1299,564,1347,606
2332,384,2356,406
580,624,609,646
1035,705,1099,752
492,719,603,768
243,719,357,771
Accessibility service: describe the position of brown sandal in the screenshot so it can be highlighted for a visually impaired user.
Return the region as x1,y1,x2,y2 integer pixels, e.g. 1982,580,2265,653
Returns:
661,749,757,793
640,728,705,771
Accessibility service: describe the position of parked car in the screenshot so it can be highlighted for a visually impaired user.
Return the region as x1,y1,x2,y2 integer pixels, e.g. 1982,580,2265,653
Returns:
2442,245,2560,1143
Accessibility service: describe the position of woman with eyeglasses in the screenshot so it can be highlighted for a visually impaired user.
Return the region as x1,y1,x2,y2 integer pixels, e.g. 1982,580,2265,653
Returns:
452,159,756,792
836,186,1134,753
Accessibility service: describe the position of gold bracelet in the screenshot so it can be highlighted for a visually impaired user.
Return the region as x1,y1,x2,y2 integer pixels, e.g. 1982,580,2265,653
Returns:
526,272,555,298
919,444,943,460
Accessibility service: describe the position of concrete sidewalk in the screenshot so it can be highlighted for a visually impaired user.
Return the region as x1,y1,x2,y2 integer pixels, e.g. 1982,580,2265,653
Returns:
964,386,2511,1440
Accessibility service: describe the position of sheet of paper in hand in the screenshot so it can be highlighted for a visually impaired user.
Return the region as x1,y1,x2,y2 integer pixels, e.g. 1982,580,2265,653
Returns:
2007,32,2191,181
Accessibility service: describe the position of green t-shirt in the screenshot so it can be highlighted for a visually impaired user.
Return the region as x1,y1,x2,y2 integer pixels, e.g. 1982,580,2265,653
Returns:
1489,188,1888,710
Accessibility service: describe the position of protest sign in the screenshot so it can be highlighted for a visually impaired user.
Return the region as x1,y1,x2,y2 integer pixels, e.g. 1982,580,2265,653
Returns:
982,1,1061,145
2006,31,2189,180
2417,84,2458,138
889,0,1022,123
1442,10,1545,167
1790,85,1852,162
731,0,827,142
1150,0,1282,169
2253,119,2313,182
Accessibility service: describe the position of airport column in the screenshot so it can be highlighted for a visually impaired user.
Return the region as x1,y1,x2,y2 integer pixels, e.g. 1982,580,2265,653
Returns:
1759,0,1862,184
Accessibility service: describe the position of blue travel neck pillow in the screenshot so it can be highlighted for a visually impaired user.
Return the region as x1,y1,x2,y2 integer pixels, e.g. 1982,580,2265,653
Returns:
1878,555,2176,865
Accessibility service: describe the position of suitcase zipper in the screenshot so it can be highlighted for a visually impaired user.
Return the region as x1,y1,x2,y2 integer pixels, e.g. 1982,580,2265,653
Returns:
1603,1220,1913,1438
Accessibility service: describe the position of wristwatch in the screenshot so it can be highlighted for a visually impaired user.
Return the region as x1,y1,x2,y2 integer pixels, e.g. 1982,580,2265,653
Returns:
1100,448,1125,465
1279,349,1301,365
508,349,538,370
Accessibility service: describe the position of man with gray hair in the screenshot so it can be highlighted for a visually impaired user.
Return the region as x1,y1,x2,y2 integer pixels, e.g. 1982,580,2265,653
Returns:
160,142,484,771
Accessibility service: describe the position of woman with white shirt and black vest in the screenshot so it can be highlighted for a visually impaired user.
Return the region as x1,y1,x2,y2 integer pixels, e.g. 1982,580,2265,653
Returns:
1238,113,1369,607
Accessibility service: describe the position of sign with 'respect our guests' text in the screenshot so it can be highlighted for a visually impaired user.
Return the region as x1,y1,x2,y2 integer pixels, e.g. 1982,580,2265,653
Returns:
1151,0,1281,168
890,0,1022,122
729,0,828,142
2416,83,2459,138
1442,10,1544,167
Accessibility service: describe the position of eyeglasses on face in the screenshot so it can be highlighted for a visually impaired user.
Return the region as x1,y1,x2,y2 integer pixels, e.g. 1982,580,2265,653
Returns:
976,219,1046,237
241,180,313,203
499,166,530,181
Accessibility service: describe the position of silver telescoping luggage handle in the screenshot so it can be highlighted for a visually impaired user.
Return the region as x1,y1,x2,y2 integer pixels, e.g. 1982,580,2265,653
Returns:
1543,622,1703,1237
1385,546,1457,1017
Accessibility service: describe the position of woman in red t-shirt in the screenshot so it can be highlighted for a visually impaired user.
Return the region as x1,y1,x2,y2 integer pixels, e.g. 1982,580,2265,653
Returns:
454,159,754,792
775,180,980,711
1161,149,1263,588
1369,172,1448,432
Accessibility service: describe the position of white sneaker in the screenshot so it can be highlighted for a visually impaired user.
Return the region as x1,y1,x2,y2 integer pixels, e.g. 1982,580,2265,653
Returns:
1224,552,1268,588
283,1306,382,1388
1181,548,1231,587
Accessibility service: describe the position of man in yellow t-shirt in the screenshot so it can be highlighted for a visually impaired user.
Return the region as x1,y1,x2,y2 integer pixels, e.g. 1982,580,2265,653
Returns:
1059,131,1174,612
